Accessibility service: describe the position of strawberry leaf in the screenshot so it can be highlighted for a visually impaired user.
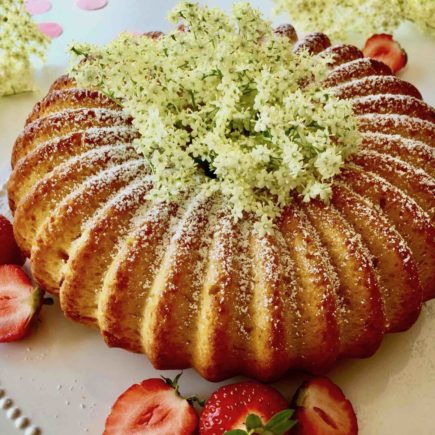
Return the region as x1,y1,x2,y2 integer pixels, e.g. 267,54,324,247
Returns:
246,413,263,430
224,409,297,435
264,409,297,434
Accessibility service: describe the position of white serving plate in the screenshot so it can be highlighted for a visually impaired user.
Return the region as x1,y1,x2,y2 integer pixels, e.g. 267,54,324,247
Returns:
1,1,435,434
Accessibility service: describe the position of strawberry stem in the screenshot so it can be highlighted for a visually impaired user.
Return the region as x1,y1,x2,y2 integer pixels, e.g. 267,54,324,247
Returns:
162,372,183,394
161,372,205,406
186,395,205,407
42,297,54,306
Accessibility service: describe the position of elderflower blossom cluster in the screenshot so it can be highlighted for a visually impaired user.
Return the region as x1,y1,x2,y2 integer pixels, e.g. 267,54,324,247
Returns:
70,1,361,231
0,0,50,97
405,0,435,37
274,0,435,41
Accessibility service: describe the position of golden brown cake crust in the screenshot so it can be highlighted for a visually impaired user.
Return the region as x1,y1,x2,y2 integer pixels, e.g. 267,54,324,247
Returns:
7,31,435,381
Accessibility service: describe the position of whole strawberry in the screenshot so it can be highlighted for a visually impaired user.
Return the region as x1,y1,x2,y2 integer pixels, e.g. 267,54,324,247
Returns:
200,381,296,435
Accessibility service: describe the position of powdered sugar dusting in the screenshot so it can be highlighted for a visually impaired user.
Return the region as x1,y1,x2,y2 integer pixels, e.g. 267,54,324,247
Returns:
319,44,362,68
26,88,119,125
357,114,435,147
352,94,435,122
324,58,392,87
360,132,435,177
333,75,421,100
353,150,435,198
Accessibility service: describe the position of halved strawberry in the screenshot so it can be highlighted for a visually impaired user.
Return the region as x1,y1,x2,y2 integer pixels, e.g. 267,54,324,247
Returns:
103,376,199,435
292,378,358,435
200,381,295,435
363,34,407,74
0,265,42,342
0,215,25,266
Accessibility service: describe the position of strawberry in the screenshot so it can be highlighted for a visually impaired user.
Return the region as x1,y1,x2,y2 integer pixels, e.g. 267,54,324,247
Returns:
292,378,358,435
0,265,42,342
0,215,25,266
103,374,199,435
362,34,407,74
200,381,296,435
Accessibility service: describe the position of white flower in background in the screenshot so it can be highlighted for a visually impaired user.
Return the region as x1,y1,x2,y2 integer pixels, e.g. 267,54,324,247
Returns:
0,0,50,97
273,0,435,41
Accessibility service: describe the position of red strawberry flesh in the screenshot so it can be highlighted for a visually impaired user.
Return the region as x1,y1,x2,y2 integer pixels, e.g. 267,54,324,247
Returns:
363,34,407,74
104,378,198,435
0,215,25,266
293,378,358,435
200,381,289,434
0,265,41,342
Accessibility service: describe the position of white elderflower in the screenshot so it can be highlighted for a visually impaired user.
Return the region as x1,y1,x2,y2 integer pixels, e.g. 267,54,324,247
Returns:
70,1,361,232
314,147,343,179
0,0,50,97
273,0,435,41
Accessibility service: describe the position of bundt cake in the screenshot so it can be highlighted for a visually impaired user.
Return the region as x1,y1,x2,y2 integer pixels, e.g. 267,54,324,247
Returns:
7,30,435,382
